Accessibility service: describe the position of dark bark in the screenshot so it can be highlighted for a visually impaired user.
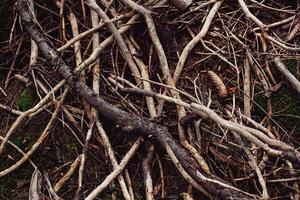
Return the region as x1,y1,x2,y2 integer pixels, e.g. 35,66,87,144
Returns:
18,0,256,199
168,0,193,11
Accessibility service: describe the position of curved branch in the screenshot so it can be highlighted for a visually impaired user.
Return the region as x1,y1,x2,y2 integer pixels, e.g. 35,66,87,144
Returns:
18,0,256,199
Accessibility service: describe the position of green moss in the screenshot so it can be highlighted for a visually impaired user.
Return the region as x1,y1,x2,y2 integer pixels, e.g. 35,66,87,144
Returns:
12,137,23,147
271,89,300,134
16,87,37,111
272,93,300,114
11,135,32,150
251,81,300,135
0,159,33,197
66,142,76,150
133,179,146,199
57,137,78,163
284,59,298,75
252,90,267,119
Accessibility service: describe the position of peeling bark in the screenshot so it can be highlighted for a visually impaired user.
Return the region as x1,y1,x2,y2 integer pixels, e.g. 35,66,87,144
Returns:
18,0,256,198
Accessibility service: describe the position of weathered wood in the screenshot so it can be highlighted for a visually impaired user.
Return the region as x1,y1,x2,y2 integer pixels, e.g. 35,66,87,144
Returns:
169,0,193,10
18,0,255,198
